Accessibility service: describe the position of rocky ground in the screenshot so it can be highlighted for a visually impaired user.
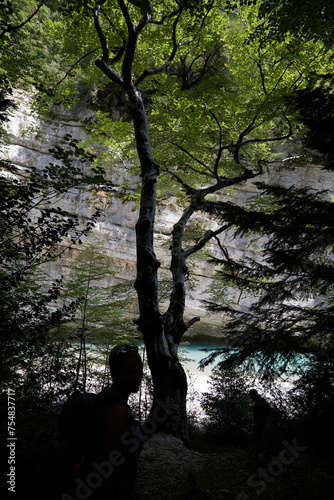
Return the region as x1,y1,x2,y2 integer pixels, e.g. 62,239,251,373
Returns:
135,434,334,500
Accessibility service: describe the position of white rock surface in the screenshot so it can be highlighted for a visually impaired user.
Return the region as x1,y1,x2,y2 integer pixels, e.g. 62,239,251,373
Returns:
2,90,334,338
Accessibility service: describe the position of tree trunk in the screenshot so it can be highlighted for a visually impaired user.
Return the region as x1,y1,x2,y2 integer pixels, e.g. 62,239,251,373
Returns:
144,328,189,443
93,1,192,442
128,88,190,442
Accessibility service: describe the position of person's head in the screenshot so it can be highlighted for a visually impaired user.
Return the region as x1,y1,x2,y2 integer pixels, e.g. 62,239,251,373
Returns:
249,389,261,402
109,344,143,394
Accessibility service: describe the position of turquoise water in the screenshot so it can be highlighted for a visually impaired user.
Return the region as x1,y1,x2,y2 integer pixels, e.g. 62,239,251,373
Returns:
179,342,228,376
178,342,311,383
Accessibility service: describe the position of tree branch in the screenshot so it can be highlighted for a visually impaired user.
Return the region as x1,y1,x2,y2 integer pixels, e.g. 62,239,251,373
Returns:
184,224,233,258
210,110,224,176
234,114,258,163
93,3,109,62
184,162,214,179
110,40,127,64
241,113,293,147
257,59,267,95
0,1,45,40
56,48,99,87
163,166,196,195
150,8,183,25
117,0,135,34
170,141,213,173
95,58,124,88
93,2,125,86
185,316,200,329
135,8,182,86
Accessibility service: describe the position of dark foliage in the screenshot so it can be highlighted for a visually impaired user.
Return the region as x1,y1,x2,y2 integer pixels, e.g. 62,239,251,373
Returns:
202,185,334,390
201,366,252,446
291,75,334,169
0,86,118,389
258,0,334,48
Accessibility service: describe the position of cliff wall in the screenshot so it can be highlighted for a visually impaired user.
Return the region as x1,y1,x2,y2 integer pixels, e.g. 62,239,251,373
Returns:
2,90,333,339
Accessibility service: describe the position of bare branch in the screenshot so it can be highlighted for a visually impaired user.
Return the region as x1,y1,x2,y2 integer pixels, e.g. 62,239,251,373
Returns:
163,166,195,195
150,8,183,25
213,234,227,256
210,110,224,176
93,2,125,87
268,60,295,96
234,114,258,163
257,60,267,95
185,316,200,329
110,40,127,64
220,166,265,192
133,3,212,86
242,113,293,147
116,1,153,89
117,0,135,34
184,162,214,179
95,58,124,88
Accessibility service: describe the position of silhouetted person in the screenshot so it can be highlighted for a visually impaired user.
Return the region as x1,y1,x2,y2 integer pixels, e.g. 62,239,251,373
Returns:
96,343,144,499
56,343,144,500
249,388,271,460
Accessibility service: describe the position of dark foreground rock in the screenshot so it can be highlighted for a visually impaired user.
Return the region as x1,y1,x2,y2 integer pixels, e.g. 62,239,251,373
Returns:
136,434,248,499
135,434,334,500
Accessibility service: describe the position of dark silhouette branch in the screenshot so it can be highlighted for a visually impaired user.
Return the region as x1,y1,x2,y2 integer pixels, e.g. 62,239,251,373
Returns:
210,110,224,177
234,115,258,163
150,8,183,25
164,166,196,195
185,316,201,329
93,3,109,62
170,141,213,173
95,58,125,88
109,40,127,64
242,113,293,147
55,48,99,87
185,224,233,258
135,9,182,86
0,1,44,39
117,0,135,34
94,2,124,87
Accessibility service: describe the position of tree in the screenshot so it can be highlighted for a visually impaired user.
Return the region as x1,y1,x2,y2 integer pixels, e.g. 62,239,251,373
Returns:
204,184,334,368
201,365,251,446
202,182,334,448
0,1,53,89
3,0,331,440
257,0,334,48
256,0,334,169
199,1,334,384
0,120,114,387
55,238,137,392
40,0,334,441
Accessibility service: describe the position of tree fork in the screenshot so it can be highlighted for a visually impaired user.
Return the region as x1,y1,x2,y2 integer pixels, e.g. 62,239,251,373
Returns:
93,0,193,442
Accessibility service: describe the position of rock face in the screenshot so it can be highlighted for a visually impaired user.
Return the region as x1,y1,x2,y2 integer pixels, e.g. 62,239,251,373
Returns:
2,90,334,339
136,433,247,499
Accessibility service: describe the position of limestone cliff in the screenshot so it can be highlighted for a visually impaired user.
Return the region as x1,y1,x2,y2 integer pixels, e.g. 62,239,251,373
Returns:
2,90,333,339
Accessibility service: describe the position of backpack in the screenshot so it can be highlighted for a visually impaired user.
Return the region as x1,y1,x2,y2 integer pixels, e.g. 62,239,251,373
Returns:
47,389,129,499
50,389,106,477
49,389,127,497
